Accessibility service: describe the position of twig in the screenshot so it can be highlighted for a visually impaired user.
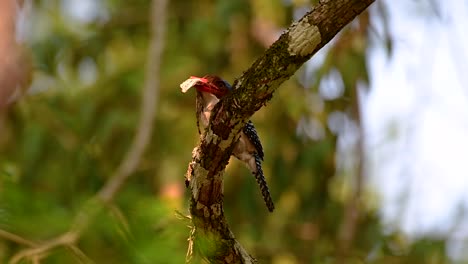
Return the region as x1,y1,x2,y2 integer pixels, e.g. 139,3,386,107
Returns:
337,130,365,257
8,0,167,262
107,203,132,239
66,244,95,264
0,229,38,247
336,14,369,258
9,231,78,264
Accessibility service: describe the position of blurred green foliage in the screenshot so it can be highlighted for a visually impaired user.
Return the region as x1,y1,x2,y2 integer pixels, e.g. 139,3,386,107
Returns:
0,0,450,263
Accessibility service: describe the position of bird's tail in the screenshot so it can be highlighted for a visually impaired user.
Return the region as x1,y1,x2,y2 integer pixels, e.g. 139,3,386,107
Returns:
254,153,275,212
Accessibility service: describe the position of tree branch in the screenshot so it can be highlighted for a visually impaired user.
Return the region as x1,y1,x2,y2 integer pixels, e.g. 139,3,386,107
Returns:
0,229,38,248
186,0,375,262
97,0,166,202
337,84,366,259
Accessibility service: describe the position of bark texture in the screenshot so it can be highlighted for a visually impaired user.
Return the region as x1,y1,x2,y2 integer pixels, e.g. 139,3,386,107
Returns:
185,0,375,262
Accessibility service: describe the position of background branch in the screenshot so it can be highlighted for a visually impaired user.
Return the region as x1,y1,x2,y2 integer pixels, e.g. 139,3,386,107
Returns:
337,83,366,258
0,229,37,248
97,0,166,202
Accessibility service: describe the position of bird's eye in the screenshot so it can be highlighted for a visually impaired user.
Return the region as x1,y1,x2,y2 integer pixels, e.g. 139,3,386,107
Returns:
215,81,224,88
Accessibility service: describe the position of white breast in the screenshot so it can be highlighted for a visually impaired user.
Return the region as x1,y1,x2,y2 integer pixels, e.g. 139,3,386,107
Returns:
199,92,219,129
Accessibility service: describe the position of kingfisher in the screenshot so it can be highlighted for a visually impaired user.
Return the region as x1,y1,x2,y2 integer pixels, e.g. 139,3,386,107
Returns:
181,75,275,212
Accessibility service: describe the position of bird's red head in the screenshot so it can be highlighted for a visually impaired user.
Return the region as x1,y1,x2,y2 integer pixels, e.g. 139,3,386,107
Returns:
180,75,232,98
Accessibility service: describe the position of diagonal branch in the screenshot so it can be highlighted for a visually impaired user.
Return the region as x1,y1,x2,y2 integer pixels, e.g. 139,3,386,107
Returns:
185,0,375,262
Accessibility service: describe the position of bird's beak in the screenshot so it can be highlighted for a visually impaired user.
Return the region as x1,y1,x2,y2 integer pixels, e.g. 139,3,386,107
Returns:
180,76,209,93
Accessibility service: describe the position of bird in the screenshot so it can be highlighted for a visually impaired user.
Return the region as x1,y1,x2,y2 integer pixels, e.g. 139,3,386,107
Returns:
180,75,275,212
